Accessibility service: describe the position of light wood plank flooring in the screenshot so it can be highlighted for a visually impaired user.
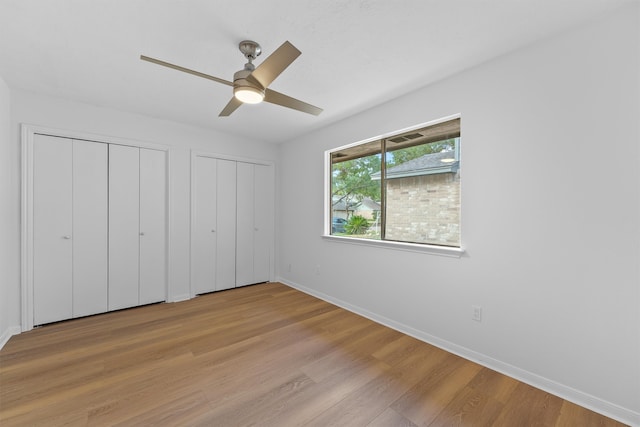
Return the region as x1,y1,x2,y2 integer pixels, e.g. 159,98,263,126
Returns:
0,282,628,426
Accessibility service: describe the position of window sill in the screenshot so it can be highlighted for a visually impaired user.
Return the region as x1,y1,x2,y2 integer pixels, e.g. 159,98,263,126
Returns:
322,235,465,258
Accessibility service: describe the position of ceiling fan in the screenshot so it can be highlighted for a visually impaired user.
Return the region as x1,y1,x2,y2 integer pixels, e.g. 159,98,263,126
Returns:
140,40,322,117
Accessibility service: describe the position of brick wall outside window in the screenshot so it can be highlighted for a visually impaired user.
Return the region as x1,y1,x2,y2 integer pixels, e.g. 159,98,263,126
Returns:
385,171,460,245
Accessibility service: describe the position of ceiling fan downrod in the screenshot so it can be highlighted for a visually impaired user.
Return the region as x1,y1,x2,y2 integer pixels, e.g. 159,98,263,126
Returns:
238,40,261,71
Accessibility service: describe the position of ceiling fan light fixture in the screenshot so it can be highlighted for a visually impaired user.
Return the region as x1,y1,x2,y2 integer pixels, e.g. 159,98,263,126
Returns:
234,86,265,104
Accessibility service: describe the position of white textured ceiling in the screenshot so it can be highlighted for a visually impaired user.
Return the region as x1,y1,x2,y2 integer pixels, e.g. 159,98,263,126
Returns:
0,0,633,143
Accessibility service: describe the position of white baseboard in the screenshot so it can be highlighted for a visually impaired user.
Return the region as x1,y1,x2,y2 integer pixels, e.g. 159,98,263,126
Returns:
277,277,639,427
167,293,191,303
0,325,22,351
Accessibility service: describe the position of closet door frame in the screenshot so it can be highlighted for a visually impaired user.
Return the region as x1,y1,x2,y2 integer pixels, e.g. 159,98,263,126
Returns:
190,150,275,298
21,124,170,332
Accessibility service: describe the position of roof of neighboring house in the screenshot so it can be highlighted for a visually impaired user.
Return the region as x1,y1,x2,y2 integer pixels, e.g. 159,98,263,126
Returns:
371,150,459,180
333,196,381,212
356,197,381,211
332,198,357,211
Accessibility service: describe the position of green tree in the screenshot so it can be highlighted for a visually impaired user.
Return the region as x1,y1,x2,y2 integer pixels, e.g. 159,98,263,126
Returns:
332,154,381,217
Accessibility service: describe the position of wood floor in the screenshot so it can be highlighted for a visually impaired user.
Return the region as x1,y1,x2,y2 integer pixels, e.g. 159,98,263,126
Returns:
0,282,627,426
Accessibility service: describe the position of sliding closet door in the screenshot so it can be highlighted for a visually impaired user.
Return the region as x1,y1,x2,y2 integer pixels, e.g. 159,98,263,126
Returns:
216,159,236,291
236,162,254,287
33,136,109,324
109,144,140,310
193,156,218,294
192,155,272,295
33,135,73,325
253,164,271,283
236,163,272,286
72,140,108,317
139,148,166,304
28,132,167,328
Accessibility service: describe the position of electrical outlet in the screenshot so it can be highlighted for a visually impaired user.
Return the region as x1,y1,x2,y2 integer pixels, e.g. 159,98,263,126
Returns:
472,305,482,322
287,263,292,273
315,264,320,275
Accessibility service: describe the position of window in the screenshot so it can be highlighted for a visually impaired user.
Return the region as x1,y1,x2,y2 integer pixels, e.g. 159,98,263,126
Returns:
329,117,461,248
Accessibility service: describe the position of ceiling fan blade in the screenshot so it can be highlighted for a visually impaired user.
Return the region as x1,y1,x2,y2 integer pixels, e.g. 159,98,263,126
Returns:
219,97,243,117
140,55,233,87
264,89,323,116
249,41,301,89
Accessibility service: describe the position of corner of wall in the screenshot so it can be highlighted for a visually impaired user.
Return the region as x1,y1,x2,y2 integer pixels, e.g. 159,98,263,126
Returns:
0,326,21,351
1,75,22,347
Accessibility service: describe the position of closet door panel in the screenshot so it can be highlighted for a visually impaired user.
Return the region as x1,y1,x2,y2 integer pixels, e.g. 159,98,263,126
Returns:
193,156,217,294
216,159,236,291
72,140,108,317
139,148,166,304
33,135,73,325
253,164,271,283
235,162,254,287
109,145,140,310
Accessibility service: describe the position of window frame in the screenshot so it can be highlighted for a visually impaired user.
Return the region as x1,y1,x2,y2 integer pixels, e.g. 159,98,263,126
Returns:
324,114,464,258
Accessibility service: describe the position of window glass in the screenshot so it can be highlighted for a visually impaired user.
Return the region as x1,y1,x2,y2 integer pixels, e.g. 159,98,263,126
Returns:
329,117,460,247
331,142,381,239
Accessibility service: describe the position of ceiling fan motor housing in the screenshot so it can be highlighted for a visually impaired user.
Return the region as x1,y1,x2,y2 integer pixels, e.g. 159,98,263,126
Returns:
233,69,265,103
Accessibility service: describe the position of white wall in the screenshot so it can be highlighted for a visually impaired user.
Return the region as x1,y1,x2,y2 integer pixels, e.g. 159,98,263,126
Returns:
0,75,21,347
277,5,639,424
5,89,277,330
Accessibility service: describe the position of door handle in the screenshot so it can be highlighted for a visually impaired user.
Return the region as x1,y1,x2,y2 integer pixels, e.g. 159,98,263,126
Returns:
139,232,145,236
62,235,72,240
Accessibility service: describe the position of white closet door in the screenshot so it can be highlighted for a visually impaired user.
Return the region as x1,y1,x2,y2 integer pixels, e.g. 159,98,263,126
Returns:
33,135,73,325
193,156,218,294
216,159,236,291
109,144,140,310
72,140,108,317
139,148,166,304
236,162,254,287
253,164,271,283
